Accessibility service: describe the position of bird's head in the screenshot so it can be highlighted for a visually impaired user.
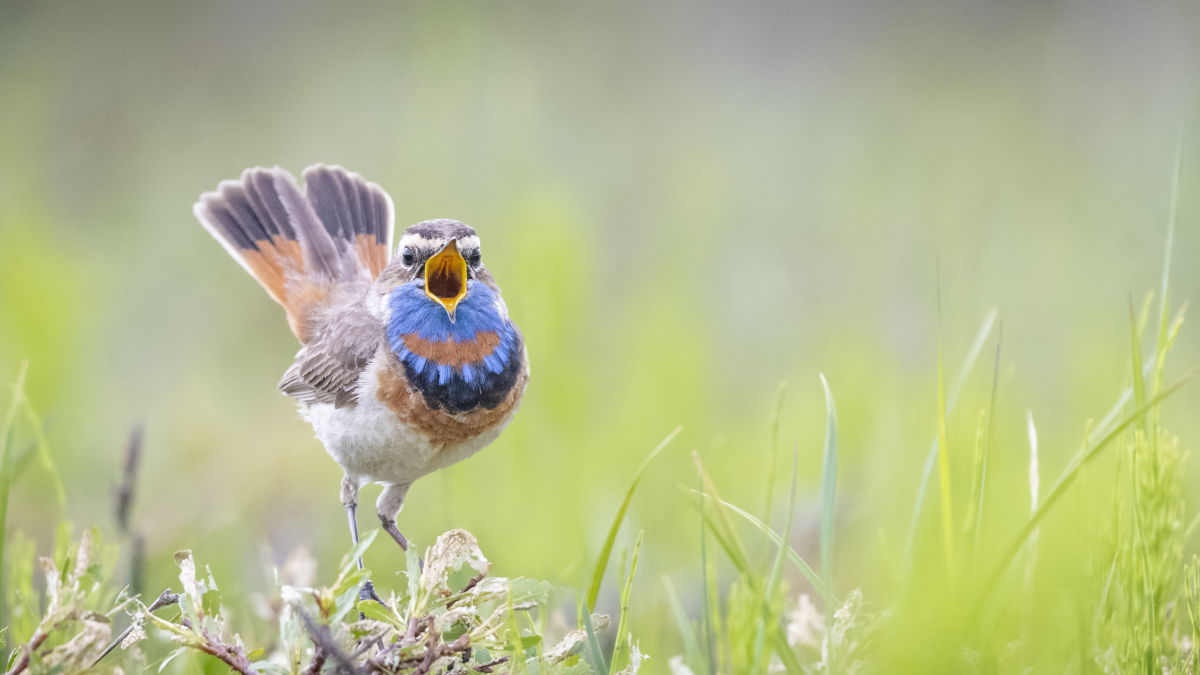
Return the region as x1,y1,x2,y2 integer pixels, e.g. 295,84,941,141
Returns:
369,219,502,325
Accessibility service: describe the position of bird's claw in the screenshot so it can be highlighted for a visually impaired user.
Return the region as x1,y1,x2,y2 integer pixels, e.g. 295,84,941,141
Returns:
358,580,386,606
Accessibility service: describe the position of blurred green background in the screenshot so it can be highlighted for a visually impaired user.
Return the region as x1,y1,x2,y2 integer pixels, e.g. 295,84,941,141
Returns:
2,0,1199,668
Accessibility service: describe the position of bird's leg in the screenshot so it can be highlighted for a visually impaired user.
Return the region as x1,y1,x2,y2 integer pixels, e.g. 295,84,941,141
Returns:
341,475,383,606
341,475,364,567
376,483,412,551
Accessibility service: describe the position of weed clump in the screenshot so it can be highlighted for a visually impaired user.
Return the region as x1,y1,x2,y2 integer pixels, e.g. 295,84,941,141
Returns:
3,528,633,674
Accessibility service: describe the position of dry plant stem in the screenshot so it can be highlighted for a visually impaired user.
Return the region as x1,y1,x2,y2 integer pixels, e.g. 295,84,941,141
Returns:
445,572,485,609
362,641,399,672
366,633,470,675
129,532,146,599
302,644,328,675
402,616,430,646
351,635,385,660
472,656,509,673
193,628,260,675
92,588,181,668
114,424,147,597
298,608,364,675
416,633,470,674
4,630,49,675
114,423,143,533
362,613,470,675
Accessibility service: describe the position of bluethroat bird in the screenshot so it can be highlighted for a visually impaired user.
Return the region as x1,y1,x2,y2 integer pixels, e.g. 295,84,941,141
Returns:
193,164,529,564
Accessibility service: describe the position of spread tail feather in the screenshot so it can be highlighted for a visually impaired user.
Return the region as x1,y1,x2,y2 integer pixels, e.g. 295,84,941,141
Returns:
194,165,394,341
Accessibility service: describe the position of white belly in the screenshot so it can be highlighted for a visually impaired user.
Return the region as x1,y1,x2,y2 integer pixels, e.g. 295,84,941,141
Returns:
298,373,504,488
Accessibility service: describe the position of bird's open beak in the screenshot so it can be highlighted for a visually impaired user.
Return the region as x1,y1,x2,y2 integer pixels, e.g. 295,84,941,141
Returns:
424,238,468,322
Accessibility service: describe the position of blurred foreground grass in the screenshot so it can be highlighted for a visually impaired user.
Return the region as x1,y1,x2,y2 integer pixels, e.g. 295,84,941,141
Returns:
1,259,1197,671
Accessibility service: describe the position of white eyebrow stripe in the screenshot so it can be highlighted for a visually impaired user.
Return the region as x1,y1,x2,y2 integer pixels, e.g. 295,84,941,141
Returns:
397,233,482,253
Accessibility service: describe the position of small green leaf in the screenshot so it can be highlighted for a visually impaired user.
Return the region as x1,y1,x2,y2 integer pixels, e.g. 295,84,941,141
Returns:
339,528,379,577
201,588,222,621
331,569,371,624
518,631,543,648
355,599,398,626
158,647,186,673
53,520,73,568
405,547,422,611
509,578,553,605
331,563,371,599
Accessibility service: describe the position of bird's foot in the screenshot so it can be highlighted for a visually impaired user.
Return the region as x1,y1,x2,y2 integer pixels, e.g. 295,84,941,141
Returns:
379,516,409,551
359,579,386,606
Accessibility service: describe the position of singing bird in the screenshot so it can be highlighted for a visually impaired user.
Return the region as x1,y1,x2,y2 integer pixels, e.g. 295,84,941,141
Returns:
194,164,529,558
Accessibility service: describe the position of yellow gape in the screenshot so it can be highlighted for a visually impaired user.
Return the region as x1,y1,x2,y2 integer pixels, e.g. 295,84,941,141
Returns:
424,238,468,322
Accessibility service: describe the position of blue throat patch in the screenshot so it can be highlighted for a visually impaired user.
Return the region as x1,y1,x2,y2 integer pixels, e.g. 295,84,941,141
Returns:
386,281,523,413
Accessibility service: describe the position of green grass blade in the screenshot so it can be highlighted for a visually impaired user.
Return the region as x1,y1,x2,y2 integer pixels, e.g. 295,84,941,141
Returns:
1026,411,1039,512
691,468,801,672
586,426,680,610
767,447,799,598
770,623,804,674
1022,410,1041,629
698,471,716,675
1151,127,1184,452
692,454,799,675
818,374,838,603
581,601,608,673
688,490,829,599
1093,303,1185,440
1154,124,1183,399
19,399,66,511
977,363,1200,602
609,529,644,674
662,575,701,669
0,362,29,627
963,410,987,550
1094,355,1156,438
691,452,751,570
817,374,842,669
936,329,955,571
763,383,788,544
692,460,807,674
1136,291,1154,336
756,445,798,675
1131,298,1148,414
904,309,998,569
694,502,752,580
967,327,1001,559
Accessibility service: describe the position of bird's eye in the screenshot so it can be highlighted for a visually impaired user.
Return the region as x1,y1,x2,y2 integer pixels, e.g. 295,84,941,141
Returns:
401,247,416,266
465,249,482,265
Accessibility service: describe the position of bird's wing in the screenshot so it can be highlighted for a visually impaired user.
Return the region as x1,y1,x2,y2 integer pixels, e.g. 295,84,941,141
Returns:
278,295,382,407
